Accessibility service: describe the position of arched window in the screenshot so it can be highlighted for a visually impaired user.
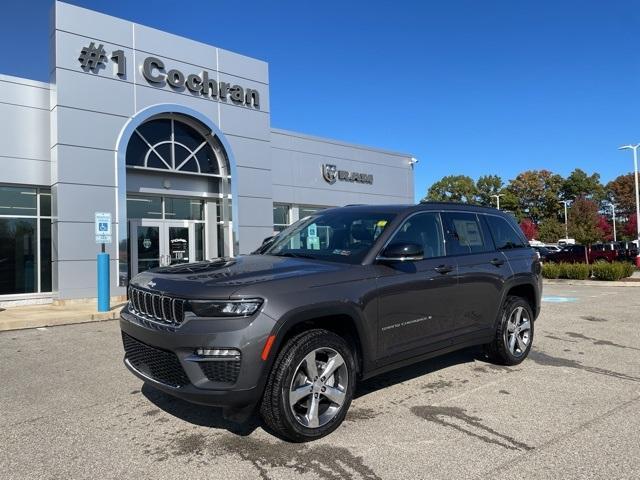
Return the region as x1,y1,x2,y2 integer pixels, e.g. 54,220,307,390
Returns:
125,114,229,177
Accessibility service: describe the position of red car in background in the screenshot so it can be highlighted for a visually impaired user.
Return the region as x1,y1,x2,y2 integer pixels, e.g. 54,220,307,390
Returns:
546,244,619,264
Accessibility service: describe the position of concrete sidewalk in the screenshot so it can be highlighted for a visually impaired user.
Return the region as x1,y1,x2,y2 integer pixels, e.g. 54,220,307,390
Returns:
0,301,124,332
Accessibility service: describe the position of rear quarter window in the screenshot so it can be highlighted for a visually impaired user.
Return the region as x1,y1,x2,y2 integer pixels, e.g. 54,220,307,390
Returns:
484,215,527,250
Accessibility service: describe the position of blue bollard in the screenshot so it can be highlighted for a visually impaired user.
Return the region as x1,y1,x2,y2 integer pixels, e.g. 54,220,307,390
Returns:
97,252,110,312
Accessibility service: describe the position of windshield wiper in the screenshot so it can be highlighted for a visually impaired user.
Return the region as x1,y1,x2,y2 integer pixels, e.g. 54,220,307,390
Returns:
273,252,316,259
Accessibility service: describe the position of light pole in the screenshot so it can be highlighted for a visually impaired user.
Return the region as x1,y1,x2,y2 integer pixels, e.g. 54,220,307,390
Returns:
559,200,570,239
609,202,617,243
491,193,504,210
618,144,640,267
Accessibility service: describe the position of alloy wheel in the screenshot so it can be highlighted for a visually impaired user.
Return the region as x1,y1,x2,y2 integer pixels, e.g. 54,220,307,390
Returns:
505,306,531,357
288,347,348,428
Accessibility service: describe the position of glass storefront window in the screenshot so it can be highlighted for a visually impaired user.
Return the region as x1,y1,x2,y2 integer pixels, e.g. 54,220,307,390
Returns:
216,200,232,223
40,219,52,292
0,218,37,294
40,189,51,216
0,186,52,295
0,186,37,217
195,223,205,261
165,197,203,220
299,206,325,219
273,204,290,233
127,196,162,219
126,116,223,176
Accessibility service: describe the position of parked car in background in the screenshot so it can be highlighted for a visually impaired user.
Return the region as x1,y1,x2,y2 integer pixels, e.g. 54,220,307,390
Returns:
531,245,552,262
590,243,622,260
557,238,576,247
615,241,639,262
544,244,561,253
546,244,618,264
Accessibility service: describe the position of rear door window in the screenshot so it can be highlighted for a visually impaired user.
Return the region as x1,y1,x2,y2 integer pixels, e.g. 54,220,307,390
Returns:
441,212,491,255
484,215,527,251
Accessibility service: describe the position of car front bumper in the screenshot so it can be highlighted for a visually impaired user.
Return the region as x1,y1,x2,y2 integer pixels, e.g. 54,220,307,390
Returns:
119,306,275,410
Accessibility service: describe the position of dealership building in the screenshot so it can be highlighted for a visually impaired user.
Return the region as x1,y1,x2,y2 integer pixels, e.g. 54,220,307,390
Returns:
0,2,415,304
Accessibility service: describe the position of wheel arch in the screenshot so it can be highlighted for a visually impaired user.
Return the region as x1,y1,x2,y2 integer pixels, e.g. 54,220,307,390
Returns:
501,282,538,320
268,304,372,378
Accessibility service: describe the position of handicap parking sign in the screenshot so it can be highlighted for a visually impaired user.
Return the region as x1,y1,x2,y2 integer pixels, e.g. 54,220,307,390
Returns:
95,212,112,244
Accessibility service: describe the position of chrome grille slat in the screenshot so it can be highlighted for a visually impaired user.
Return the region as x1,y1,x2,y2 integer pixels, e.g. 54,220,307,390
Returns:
144,293,152,316
162,296,174,322
152,295,162,320
128,286,184,325
132,288,140,312
137,289,145,314
173,299,184,324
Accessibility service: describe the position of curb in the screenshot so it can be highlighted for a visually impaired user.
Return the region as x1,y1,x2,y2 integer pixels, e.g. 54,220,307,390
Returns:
544,279,640,287
0,309,122,332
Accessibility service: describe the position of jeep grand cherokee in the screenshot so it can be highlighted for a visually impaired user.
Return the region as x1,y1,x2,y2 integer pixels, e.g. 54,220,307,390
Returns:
120,203,541,441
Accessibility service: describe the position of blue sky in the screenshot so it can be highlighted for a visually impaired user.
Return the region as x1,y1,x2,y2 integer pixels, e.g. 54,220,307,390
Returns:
1,1,639,201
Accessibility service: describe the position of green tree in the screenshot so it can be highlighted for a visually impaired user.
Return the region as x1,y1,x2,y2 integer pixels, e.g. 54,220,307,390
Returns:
568,196,601,245
606,173,636,215
475,175,504,206
538,217,566,243
423,175,477,203
505,170,564,224
561,169,604,202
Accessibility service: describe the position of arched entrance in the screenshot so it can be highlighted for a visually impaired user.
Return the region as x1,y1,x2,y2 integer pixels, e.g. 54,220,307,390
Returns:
115,105,236,286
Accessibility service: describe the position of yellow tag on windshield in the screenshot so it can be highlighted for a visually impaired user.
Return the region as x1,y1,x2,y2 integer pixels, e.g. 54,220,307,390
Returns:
376,220,388,228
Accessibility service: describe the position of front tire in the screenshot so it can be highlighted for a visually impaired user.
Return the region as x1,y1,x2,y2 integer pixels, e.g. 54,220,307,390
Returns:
485,296,534,366
260,329,356,442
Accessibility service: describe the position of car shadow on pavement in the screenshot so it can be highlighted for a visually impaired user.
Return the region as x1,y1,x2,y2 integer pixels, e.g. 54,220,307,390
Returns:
141,383,261,436
355,346,483,399
140,346,487,437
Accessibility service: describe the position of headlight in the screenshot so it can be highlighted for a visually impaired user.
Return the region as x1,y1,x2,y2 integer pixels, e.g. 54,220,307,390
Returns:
189,299,263,317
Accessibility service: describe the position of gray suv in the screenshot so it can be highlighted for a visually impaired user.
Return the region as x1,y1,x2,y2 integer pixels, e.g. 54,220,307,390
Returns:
120,203,541,441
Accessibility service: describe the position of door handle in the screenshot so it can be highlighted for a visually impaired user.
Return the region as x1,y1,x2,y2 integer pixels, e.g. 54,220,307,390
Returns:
434,264,453,274
490,258,505,266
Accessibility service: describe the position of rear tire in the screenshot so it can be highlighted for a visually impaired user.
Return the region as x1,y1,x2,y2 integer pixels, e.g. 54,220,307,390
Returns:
484,296,534,366
260,329,356,442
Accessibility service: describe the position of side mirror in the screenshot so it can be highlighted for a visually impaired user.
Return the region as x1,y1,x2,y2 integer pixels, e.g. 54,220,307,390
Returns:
378,242,424,262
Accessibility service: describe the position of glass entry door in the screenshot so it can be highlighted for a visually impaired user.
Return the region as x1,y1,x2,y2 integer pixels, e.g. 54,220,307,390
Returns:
130,220,197,277
167,222,191,266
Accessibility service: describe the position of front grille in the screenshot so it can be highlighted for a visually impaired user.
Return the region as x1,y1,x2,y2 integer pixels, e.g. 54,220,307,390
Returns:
199,359,241,384
122,332,189,388
128,286,185,325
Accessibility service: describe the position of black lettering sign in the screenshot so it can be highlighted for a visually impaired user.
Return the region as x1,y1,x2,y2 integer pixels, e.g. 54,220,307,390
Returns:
79,45,261,109
142,57,165,83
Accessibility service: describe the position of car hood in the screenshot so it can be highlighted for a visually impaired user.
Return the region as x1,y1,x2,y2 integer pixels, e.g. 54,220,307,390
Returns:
129,254,350,299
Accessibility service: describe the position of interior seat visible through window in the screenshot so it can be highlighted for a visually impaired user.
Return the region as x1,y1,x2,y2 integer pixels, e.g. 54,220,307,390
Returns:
390,213,444,258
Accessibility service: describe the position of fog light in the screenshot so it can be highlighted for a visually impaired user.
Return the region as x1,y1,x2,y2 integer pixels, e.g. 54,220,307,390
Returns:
195,348,241,358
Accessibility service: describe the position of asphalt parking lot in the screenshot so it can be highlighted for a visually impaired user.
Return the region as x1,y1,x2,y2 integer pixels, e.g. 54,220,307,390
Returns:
1,283,639,480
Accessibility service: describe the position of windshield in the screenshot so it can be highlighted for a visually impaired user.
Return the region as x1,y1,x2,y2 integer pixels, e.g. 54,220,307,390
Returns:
264,209,397,264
